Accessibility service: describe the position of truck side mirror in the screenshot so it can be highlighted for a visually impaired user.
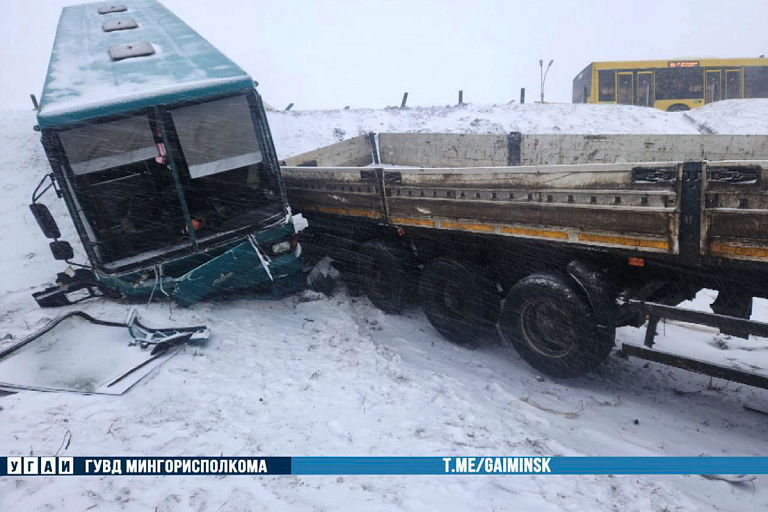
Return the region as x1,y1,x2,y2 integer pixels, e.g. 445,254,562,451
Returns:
49,240,74,261
29,203,61,239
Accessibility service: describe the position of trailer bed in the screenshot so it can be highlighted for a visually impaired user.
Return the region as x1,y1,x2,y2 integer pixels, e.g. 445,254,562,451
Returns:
283,159,768,267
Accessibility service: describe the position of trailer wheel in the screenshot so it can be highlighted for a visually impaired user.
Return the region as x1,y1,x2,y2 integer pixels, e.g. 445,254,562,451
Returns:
420,258,492,345
359,240,410,314
498,272,614,378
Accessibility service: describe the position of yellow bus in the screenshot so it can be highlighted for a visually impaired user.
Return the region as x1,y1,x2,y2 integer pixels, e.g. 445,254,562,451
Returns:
573,58,768,111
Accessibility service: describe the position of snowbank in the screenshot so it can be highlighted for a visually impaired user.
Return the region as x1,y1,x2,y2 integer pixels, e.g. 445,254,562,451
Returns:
685,98,768,134
267,100,768,158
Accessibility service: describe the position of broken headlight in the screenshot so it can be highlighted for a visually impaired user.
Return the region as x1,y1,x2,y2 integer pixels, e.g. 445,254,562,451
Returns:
270,236,298,255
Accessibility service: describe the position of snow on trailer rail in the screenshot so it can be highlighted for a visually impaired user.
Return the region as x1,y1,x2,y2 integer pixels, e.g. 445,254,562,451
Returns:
281,132,768,386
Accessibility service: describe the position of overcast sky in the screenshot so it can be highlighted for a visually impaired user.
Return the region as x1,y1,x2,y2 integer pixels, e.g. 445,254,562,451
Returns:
1,0,767,111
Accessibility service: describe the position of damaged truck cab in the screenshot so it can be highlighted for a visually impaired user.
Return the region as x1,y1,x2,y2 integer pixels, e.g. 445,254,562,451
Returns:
30,0,303,307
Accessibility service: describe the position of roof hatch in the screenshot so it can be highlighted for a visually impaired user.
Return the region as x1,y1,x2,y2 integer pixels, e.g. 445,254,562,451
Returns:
109,41,155,61
102,18,138,32
98,4,127,14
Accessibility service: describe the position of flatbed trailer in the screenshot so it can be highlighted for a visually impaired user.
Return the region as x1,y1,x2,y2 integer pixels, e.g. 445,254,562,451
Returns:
281,132,768,385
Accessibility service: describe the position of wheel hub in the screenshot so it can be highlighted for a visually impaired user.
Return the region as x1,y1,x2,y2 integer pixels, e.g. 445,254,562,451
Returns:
520,299,577,358
443,282,464,315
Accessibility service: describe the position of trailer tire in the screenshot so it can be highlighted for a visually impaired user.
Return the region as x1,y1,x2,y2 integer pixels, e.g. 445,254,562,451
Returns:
666,103,690,112
420,258,491,345
359,240,410,314
498,272,614,378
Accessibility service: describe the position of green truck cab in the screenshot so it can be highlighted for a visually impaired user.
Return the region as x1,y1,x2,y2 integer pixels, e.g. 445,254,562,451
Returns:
29,0,303,307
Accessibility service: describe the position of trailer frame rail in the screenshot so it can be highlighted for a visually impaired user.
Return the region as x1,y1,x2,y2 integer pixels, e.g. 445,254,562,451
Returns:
621,299,768,389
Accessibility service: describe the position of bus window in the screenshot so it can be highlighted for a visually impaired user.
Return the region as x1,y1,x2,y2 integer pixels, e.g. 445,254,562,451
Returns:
170,94,282,235
637,72,653,106
598,70,615,102
57,114,182,263
726,70,742,99
572,64,592,103
574,60,768,110
744,67,768,98
705,70,721,103
59,115,158,176
655,67,704,100
617,72,633,105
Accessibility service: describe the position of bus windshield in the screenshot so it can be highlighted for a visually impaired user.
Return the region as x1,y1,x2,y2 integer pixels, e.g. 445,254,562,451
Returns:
171,95,263,179
58,113,180,264
169,94,283,237
56,94,283,267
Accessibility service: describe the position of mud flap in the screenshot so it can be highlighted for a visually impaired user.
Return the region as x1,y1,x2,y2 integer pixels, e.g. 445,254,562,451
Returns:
0,309,209,395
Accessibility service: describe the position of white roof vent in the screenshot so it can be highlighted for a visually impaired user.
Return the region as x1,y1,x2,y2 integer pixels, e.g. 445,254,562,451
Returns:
102,18,138,32
109,41,155,61
98,5,127,14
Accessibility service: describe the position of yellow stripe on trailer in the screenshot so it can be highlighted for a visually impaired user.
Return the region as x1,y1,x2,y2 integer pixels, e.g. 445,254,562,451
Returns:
579,233,669,250
441,220,495,232
312,205,382,218
501,226,569,239
711,243,768,259
390,217,436,227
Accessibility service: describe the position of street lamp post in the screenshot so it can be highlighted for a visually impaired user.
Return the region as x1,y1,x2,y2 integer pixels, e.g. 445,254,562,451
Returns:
539,59,554,103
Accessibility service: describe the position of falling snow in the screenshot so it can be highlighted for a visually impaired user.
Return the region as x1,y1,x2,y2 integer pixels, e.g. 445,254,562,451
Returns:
2,101,768,511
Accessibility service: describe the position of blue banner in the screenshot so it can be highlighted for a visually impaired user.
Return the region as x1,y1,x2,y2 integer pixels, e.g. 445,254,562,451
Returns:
292,457,768,475
2,456,767,476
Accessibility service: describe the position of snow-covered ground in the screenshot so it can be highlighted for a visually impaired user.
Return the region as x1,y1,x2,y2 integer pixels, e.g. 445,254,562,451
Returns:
2,101,768,511
267,99,768,157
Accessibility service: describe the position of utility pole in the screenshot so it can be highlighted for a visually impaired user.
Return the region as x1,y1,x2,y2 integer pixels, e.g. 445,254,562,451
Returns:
539,59,553,103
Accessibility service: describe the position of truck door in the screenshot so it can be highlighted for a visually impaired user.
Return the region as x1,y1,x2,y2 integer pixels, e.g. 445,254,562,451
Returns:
617,72,633,105
636,71,653,106
706,70,721,103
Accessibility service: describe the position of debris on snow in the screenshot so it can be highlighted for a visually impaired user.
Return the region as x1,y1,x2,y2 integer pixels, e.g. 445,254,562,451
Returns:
519,396,583,420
